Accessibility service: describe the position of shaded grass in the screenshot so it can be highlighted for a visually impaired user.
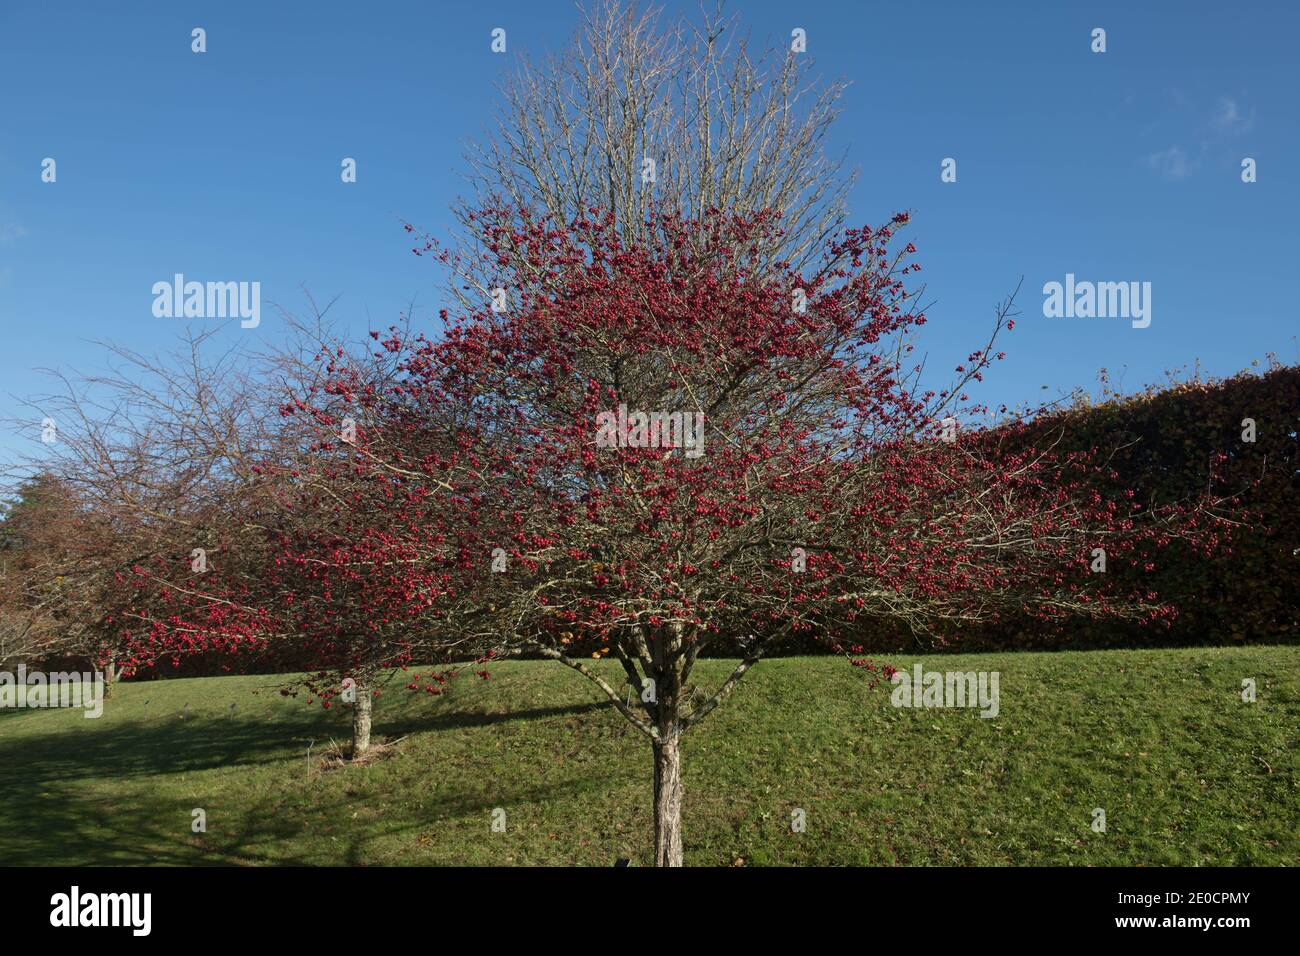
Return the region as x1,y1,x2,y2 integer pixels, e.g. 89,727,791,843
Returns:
1,646,1296,865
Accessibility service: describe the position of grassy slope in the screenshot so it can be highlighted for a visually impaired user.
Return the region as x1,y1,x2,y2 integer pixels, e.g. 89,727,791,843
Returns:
1,646,1296,866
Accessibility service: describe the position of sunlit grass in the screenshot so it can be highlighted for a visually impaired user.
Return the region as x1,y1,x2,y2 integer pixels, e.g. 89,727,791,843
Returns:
1,645,1295,865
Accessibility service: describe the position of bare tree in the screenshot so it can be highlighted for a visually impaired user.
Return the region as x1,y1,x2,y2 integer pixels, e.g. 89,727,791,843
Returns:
4,326,291,693
459,0,853,295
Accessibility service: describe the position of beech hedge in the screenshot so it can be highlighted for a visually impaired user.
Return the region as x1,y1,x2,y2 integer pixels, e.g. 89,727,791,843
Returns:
821,364,1299,654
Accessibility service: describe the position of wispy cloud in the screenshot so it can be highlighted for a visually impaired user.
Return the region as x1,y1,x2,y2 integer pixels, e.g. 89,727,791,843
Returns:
1210,96,1254,136
1140,96,1254,180
0,222,26,244
1144,146,1191,181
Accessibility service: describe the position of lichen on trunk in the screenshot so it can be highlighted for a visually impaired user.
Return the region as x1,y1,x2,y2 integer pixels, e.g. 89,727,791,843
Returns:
351,682,372,756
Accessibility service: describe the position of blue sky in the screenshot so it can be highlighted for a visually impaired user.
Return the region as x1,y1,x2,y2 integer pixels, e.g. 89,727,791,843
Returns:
1,0,1296,466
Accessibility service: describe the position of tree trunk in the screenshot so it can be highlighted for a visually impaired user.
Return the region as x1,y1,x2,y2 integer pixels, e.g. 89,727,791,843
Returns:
653,735,684,866
102,659,117,699
351,684,372,757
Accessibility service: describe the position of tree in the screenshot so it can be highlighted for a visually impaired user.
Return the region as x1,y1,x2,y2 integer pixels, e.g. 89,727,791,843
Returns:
10,330,290,699
315,202,1218,864
0,474,80,669
424,5,1227,859
460,0,851,292
59,321,478,755
248,319,476,755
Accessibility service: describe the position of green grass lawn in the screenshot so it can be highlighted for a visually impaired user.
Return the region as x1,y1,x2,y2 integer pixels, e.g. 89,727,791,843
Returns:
1,645,1296,866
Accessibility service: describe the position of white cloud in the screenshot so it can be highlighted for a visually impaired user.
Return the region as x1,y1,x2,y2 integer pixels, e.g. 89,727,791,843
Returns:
1144,146,1191,181
1211,96,1254,135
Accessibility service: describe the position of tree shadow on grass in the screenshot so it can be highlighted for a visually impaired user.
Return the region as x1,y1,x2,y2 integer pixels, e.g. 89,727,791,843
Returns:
0,700,616,865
